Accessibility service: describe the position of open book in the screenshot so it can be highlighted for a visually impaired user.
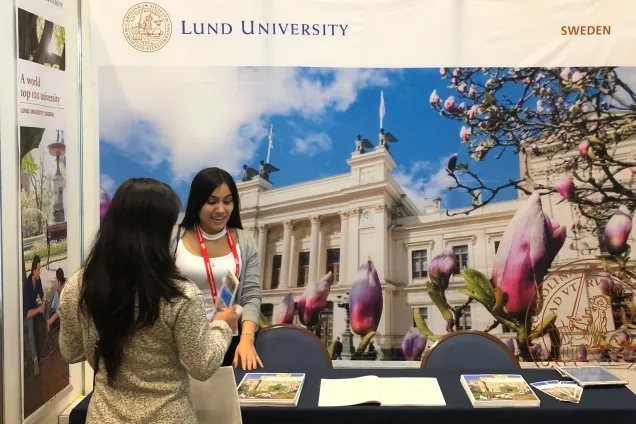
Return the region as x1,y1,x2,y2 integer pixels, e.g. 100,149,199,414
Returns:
318,376,446,407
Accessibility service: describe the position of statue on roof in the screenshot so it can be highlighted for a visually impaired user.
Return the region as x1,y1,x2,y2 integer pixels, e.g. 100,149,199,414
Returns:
241,164,259,182
355,134,374,154
259,160,279,182
378,128,398,152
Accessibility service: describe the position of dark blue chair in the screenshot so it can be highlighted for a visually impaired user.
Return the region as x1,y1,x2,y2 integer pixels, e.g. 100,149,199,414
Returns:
253,324,333,373
420,330,520,369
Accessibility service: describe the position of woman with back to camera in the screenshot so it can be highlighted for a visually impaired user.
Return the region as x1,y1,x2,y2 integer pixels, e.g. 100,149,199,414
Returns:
58,178,237,423
175,167,263,370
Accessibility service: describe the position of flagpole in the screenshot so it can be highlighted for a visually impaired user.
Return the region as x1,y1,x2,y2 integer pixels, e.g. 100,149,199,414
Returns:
266,124,273,164
379,90,385,130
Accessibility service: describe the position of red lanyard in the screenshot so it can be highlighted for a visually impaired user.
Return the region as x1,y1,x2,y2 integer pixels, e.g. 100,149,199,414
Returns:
194,226,240,306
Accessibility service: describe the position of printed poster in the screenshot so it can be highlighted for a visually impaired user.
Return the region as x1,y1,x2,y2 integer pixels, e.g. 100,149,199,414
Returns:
16,0,70,417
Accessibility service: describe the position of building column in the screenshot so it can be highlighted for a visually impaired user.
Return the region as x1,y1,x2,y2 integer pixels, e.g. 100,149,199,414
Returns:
309,215,321,283
257,224,268,289
374,203,389,282
339,211,349,285
280,220,293,289
347,208,360,284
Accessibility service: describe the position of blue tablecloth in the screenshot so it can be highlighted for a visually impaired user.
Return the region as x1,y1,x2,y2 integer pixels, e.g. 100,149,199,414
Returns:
71,367,636,424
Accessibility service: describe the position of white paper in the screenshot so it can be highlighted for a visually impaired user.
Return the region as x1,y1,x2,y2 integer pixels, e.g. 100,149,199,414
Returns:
318,376,380,407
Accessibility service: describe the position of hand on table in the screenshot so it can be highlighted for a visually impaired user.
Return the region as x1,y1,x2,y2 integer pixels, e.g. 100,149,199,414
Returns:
233,336,264,371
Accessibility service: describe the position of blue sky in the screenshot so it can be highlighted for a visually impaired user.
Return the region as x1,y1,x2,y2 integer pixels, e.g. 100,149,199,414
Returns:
98,67,526,211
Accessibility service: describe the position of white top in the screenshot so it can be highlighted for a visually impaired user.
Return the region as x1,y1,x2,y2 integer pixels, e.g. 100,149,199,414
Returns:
175,239,242,324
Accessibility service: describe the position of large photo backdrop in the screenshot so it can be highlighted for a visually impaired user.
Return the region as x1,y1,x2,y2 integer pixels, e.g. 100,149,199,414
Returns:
92,0,636,366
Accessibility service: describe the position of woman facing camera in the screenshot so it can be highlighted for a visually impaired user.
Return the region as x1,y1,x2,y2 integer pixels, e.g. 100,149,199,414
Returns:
175,167,263,370
59,178,237,424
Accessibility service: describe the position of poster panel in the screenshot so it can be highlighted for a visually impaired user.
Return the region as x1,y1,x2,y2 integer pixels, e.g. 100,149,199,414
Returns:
16,0,70,417
91,0,636,367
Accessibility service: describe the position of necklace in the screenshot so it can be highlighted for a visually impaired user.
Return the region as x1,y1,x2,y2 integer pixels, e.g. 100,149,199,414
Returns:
198,225,227,241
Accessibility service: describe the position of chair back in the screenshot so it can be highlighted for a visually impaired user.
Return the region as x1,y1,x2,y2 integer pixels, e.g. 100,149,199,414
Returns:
254,325,332,372
420,330,520,369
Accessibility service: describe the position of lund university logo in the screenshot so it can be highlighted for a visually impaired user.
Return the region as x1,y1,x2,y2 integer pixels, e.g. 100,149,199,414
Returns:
122,3,172,52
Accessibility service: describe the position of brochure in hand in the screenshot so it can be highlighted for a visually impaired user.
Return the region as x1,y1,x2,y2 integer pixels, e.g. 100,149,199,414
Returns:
460,374,540,408
237,373,305,407
531,380,582,403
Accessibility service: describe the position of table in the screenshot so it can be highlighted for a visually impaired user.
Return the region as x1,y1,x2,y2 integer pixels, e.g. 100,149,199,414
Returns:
70,368,636,424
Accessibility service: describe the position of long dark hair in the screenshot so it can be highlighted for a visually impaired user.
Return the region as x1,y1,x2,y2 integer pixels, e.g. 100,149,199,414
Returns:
180,167,243,230
80,178,186,385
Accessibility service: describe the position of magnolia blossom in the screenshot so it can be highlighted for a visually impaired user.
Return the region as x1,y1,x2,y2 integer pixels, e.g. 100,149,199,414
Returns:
555,176,574,200
505,338,515,354
578,140,590,158
429,90,441,107
468,85,476,98
603,205,633,255
491,192,567,317
572,71,585,84
273,292,295,325
350,259,383,336
440,67,447,77
402,327,427,360
460,126,471,142
560,67,571,81
467,105,479,119
444,96,455,111
100,187,111,222
297,272,332,328
428,248,456,290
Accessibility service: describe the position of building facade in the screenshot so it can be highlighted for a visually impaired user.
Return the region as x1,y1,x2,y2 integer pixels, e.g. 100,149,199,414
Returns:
237,141,634,359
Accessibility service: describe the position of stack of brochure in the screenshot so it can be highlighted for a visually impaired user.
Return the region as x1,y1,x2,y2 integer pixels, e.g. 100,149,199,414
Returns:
236,373,305,407
460,374,541,408
531,380,582,403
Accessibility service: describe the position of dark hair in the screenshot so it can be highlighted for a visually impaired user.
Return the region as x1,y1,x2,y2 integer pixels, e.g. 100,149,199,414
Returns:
79,178,186,385
56,268,66,285
180,167,242,230
31,255,41,271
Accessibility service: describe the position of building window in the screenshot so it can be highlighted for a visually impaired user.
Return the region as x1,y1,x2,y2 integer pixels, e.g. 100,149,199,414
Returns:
597,227,608,254
260,304,273,325
297,251,310,287
453,245,469,275
494,240,500,253
326,248,340,283
411,250,428,279
502,323,512,333
456,306,472,330
271,255,282,289
413,307,429,326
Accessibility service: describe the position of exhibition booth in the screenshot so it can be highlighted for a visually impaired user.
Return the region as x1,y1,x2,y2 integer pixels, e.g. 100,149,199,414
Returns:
1,0,636,423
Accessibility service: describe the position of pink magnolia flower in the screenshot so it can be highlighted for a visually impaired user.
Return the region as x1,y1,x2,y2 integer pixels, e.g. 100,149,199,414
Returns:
451,77,458,85
457,102,466,112
440,67,447,77
458,83,467,94
100,187,111,222
273,292,295,325
350,259,383,336
429,90,441,107
560,67,571,81
491,192,567,317
428,248,456,290
603,205,633,255
572,71,585,84
452,68,460,77
577,346,588,362
468,85,476,98
402,327,427,360
536,99,544,113
555,176,574,200
297,272,332,328
578,140,590,158
444,96,455,112
460,126,471,142
467,105,478,119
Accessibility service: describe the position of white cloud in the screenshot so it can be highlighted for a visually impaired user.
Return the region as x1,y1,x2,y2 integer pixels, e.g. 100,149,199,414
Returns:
100,173,116,195
393,156,454,212
98,67,390,182
291,132,332,156
610,67,636,107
